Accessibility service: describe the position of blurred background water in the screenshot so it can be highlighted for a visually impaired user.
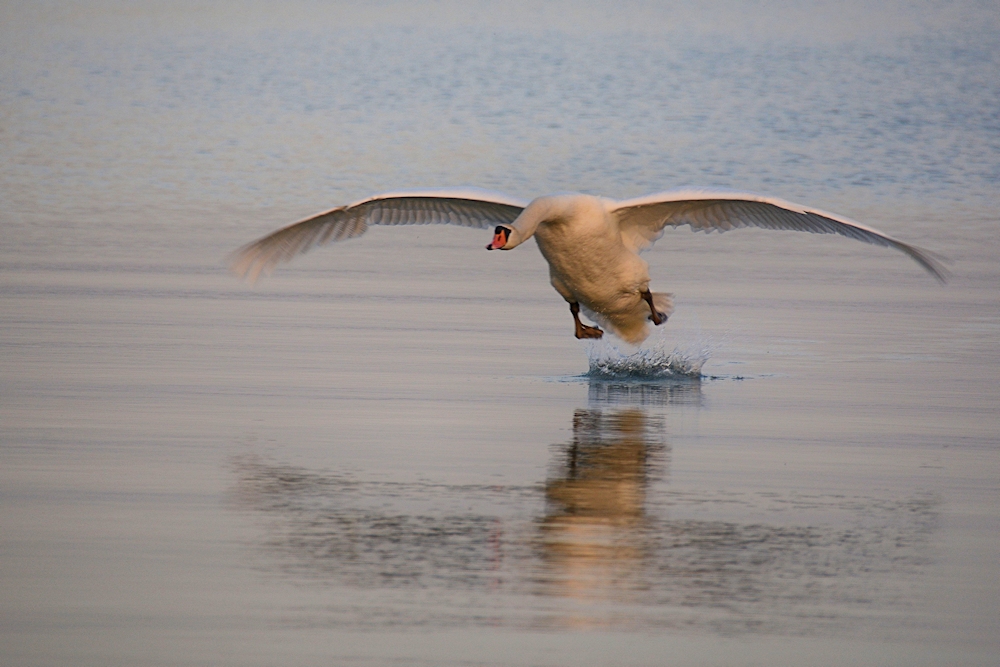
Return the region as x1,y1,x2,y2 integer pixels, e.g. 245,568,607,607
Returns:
2,2,999,665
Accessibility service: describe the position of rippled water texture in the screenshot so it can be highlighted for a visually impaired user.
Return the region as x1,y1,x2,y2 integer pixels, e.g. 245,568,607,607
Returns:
2,2,999,666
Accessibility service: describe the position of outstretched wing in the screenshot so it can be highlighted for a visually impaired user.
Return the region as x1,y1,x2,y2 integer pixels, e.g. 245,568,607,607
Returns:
230,188,527,282
612,189,948,283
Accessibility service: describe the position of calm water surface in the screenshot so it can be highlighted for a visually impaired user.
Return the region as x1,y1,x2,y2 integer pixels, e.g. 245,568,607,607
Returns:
2,2,999,665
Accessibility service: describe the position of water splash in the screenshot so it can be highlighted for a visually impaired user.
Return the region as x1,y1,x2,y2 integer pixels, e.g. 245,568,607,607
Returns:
584,330,715,379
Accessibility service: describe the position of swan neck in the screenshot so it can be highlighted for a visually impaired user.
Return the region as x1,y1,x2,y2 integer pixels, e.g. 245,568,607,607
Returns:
505,199,551,249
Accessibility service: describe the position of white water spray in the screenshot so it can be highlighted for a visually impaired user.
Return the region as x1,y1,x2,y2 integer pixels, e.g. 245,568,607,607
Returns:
584,326,717,379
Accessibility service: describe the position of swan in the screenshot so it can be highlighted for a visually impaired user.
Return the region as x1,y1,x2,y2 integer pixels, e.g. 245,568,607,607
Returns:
230,187,947,344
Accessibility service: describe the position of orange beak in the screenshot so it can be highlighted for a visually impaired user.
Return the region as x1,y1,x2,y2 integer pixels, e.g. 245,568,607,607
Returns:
486,227,510,250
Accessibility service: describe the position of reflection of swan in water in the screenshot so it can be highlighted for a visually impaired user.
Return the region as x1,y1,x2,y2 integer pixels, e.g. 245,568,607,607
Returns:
538,409,666,607
229,389,938,632
532,379,692,608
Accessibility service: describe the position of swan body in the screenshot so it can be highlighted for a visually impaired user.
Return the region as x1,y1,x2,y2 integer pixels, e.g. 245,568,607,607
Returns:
230,187,947,344
504,194,674,343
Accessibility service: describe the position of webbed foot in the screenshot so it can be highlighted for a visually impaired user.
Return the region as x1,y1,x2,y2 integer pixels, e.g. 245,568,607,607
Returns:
575,323,604,339
569,301,603,339
641,289,668,326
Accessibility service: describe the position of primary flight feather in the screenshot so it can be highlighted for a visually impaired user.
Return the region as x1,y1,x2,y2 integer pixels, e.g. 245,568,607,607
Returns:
230,187,947,344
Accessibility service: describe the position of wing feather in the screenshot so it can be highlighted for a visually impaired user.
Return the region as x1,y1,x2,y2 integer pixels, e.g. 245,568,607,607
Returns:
613,189,948,283
230,188,526,282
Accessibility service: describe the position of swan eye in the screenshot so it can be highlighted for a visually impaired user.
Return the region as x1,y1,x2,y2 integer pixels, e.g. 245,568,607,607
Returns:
494,226,509,237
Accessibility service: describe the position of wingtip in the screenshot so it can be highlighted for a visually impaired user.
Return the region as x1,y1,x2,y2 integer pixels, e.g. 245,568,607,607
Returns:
906,246,951,284
226,245,267,285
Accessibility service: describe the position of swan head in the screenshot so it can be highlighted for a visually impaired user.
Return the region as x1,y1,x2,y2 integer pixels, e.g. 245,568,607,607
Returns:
486,225,514,250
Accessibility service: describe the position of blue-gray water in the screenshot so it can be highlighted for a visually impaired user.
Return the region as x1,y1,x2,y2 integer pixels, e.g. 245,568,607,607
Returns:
2,2,999,665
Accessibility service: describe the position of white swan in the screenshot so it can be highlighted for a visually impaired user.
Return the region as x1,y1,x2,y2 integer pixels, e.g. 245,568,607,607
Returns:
230,187,947,344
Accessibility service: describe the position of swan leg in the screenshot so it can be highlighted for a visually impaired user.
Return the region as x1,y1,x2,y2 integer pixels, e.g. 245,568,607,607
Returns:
570,302,603,339
641,289,668,325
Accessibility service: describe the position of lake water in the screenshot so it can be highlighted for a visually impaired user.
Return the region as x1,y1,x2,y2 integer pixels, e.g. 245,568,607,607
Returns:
2,2,999,665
